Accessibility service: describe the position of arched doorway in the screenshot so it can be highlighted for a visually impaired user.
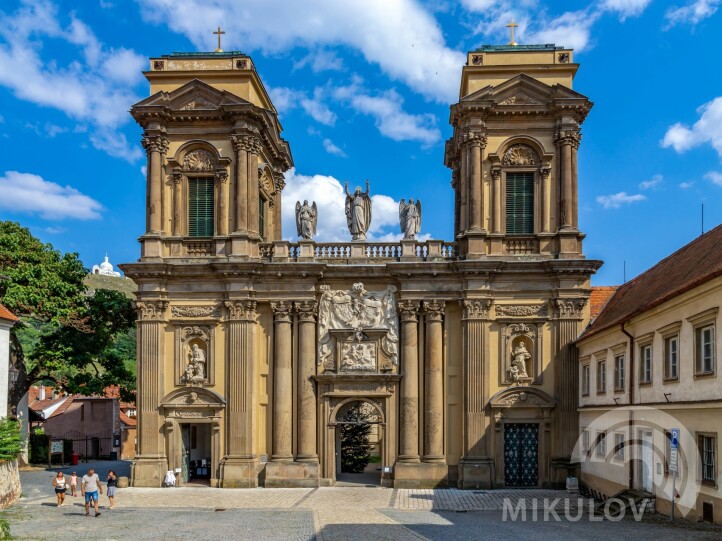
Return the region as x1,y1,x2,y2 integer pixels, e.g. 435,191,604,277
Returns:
333,399,384,486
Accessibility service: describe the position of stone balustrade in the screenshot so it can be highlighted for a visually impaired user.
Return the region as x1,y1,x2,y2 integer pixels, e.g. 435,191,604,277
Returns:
260,239,458,262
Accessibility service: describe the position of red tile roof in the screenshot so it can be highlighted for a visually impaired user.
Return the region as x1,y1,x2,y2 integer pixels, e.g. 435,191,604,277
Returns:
0,303,18,322
589,286,618,320
119,410,137,427
581,223,722,340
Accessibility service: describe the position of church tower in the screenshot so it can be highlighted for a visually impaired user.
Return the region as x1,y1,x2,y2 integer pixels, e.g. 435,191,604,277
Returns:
445,44,591,258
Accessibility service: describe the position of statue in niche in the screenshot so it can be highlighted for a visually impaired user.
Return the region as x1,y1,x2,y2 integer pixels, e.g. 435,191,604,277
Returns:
183,343,207,384
509,340,531,382
399,199,422,239
344,180,372,241
295,200,318,240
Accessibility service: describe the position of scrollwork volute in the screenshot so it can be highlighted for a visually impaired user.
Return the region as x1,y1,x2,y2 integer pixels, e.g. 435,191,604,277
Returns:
423,300,445,321
397,300,420,322
295,300,318,322
231,133,262,154
271,301,293,323
555,129,582,149
502,144,539,166
141,134,164,154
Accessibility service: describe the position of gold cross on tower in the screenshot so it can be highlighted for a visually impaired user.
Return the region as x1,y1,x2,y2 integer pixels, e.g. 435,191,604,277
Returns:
213,26,225,52
506,18,519,46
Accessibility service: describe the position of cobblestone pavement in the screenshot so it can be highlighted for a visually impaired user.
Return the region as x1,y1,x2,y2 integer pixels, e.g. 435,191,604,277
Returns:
6,463,722,540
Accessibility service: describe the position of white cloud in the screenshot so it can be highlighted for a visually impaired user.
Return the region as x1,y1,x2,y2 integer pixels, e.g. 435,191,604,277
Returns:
665,0,720,28
679,181,694,189
323,138,347,157
269,86,337,126
0,171,103,220
662,97,722,158
639,174,663,190
281,168,410,242
44,226,66,234
139,0,464,103
334,83,441,145
0,1,143,162
705,171,722,186
141,165,147,177
526,9,599,52
596,191,646,209
293,49,344,73
90,132,143,163
600,0,652,19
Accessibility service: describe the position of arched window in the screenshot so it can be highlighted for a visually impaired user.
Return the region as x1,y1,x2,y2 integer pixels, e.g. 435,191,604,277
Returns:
502,144,539,236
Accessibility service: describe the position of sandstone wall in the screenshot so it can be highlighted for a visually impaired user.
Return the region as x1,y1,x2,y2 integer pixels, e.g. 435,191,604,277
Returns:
0,459,21,508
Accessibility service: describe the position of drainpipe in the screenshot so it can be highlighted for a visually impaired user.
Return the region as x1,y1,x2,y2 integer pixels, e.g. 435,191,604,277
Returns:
621,321,635,490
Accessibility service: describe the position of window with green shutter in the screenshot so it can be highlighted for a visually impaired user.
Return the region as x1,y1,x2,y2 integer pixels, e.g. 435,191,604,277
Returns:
506,172,534,235
188,177,214,237
259,197,266,240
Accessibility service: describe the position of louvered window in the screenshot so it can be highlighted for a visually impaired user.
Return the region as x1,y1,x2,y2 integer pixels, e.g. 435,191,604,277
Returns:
188,177,214,237
506,172,534,235
259,197,266,240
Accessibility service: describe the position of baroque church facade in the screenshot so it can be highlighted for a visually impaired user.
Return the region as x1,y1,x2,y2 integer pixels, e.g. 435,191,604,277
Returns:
122,43,601,488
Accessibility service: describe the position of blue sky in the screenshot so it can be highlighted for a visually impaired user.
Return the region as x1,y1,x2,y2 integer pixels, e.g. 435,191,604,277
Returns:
0,0,721,285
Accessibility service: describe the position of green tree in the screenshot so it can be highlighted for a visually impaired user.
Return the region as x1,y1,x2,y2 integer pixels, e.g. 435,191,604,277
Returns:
340,403,374,473
0,222,136,404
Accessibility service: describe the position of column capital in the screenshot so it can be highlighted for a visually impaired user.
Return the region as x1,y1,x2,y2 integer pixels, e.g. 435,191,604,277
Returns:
215,168,229,183
398,300,421,322
225,300,257,321
295,300,318,322
160,137,170,155
554,298,587,320
170,168,183,183
271,300,293,322
135,300,168,321
490,166,502,181
539,164,552,178
555,129,582,148
463,129,487,149
461,299,493,320
423,300,446,321
141,134,163,154
231,133,262,154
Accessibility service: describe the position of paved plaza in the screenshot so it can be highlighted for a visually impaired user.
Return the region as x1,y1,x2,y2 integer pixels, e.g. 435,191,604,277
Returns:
4,462,722,540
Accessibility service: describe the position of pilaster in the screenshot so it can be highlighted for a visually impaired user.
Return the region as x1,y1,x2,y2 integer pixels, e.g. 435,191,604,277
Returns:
397,300,421,463
271,301,294,462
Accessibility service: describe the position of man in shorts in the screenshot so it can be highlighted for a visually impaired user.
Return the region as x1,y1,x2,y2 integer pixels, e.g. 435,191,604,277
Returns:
81,468,103,517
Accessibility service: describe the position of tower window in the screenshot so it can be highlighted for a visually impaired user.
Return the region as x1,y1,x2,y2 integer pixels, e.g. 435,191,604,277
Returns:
188,177,214,237
506,172,534,235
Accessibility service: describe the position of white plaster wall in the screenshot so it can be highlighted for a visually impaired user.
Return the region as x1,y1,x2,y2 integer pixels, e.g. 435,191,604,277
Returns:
0,322,11,419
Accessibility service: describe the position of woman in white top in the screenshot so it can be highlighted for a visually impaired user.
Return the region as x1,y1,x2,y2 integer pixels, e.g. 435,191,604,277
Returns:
52,471,67,508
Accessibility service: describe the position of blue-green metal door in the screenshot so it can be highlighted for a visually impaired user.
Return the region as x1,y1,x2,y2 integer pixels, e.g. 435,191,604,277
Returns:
504,423,538,487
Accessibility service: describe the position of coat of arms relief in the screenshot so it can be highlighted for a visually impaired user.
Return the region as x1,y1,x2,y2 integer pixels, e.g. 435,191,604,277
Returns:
317,283,398,373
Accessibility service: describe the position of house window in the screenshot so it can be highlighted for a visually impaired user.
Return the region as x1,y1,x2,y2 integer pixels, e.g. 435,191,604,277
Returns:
127,409,136,418
614,355,625,391
582,429,590,455
581,364,590,396
596,431,607,458
505,172,534,235
664,336,679,380
614,432,625,460
188,177,214,237
597,360,606,393
699,435,717,485
696,325,715,374
640,345,652,384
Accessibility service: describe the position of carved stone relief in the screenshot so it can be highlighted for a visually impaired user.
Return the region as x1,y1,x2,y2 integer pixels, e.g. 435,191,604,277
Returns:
179,97,215,110
317,283,398,372
503,323,537,385
554,298,587,319
502,144,539,166
171,305,221,318
183,149,215,171
176,325,214,386
499,92,542,105
495,304,548,318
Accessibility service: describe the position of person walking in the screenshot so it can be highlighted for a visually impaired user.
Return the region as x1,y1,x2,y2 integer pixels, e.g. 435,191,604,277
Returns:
69,471,78,497
81,468,103,517
51,471,67,508
106,470,117,509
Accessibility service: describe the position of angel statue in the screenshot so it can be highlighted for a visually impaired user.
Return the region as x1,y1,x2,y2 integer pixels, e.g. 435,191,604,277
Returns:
295,200,318,239
344,180,372,241
399,199,422,239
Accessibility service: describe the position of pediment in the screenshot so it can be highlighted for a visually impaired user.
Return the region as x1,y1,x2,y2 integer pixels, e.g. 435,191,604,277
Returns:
160,387,226,408
489,387,555,409
462,73,588,107
132,79,251,112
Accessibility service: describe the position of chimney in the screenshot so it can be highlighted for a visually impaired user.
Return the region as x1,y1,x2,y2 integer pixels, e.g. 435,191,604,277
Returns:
39,385,46,401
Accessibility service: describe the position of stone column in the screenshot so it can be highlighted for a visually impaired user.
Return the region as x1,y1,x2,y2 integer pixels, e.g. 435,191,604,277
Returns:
247,137,261,237
491,168,501,234
271,301,294,462
398,300,421,462
459,139,468,233
469,134,484,231
295,301,318,462
423,300,445,462
142,134,164,233
452,171,460,236
160,137,171,235
273,173,285,241
133,300,168,486
557,130,577,230
171,169,183,236
221,300,258,487
571,140,580,229
216,169,229,236
540,165,551,233
231,135,248,233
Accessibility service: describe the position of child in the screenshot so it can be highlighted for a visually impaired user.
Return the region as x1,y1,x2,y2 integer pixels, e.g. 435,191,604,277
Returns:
106,470,117,509
70,471,78,497
52,471,67,508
